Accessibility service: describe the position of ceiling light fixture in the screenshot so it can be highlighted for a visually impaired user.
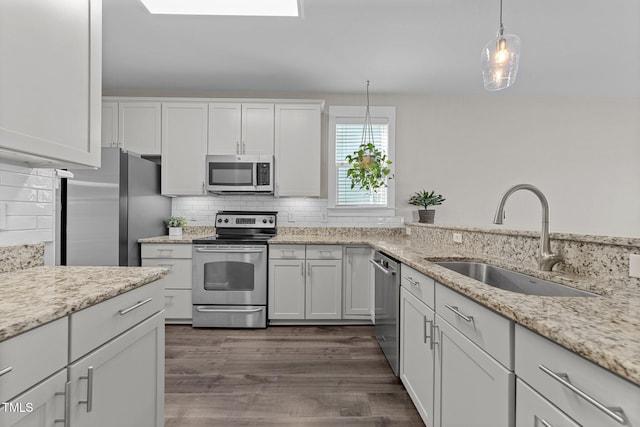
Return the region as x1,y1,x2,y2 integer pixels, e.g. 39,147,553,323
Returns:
138,0,300,17
481,0,521,91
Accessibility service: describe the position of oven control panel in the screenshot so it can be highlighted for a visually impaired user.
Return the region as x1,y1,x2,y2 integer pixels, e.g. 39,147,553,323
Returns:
215,213,276,228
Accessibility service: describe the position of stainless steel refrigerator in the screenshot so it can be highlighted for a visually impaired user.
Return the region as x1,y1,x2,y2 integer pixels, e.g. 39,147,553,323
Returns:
61,147,171,266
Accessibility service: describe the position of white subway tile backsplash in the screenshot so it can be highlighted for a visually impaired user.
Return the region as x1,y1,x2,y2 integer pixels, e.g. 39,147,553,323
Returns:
171,195,404,228
0,162,54,247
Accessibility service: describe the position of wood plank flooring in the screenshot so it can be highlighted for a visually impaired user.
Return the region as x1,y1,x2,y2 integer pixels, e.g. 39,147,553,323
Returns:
165,325,424,426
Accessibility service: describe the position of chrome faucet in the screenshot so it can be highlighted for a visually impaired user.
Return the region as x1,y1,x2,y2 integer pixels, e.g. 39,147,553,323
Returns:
493,184,563,271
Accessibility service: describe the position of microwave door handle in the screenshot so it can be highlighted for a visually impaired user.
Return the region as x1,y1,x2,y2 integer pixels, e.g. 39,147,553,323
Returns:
253,163,258,189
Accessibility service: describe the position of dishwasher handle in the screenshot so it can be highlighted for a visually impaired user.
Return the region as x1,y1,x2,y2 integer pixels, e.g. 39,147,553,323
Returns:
369,258,396,276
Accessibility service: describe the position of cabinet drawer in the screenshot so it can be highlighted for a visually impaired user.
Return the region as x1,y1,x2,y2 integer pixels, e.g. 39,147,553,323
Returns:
141,244,192,259
516,379,579,427
0,317,68,403
515,325,640,427
142,258,192,289
400,264,435,309
70,280,164,361
164,289,193,321
436,283,513,369
306,245,342,260
269,245,305,259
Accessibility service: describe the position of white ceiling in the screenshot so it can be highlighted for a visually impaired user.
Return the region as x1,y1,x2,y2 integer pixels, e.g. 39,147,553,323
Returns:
102,0,640,96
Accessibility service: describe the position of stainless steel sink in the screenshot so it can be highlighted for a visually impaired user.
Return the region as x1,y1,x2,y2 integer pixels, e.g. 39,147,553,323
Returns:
434,261,597,297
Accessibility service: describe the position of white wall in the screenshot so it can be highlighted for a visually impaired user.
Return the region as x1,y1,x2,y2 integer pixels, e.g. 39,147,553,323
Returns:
105,89,640,238
0,162,55,263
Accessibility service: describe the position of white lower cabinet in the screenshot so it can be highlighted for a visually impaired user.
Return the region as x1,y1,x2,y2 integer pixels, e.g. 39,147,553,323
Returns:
400,287,436,426
343,246,373,320
68,312,164,427
1,370,66,427
436,314,515,427
516,379,579,427
268,245,342,321
399,265,514,427
141,243,193,323
515,324,640,427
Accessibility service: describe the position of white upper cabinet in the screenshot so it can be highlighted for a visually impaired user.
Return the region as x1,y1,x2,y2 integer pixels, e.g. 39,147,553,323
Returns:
101,101,162,155
274,103,322,197
208,103,242,155
0,0,102,168
118,102,162,155
208,103,274,155
161,103,208,196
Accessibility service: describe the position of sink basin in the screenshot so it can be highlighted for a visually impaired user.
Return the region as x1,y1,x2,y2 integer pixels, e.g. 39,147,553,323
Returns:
434,261,597,297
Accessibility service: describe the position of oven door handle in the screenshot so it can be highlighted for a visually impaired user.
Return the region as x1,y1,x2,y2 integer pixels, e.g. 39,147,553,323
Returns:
195,306,264,313
195,248,265,254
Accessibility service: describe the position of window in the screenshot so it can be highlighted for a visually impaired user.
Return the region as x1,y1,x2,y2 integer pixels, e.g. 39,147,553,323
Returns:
328,106,396,212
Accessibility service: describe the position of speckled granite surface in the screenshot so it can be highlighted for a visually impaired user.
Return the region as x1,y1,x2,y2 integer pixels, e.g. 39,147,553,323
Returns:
139,225,640,385
0,243,45,273
138,232,214,244
0,266,168,342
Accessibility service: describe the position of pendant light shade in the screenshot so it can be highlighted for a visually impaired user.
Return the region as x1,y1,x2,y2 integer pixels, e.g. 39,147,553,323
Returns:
481,0,521,91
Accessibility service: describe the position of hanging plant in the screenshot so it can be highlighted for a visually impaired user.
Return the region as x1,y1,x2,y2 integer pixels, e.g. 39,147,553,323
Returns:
345,142,393,193
344,81,394,193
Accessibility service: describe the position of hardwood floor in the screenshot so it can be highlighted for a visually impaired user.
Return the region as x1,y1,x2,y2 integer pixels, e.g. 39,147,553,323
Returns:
165,325,424,426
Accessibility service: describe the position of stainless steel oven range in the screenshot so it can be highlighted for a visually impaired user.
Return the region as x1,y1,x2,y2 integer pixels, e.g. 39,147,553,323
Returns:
192,211,276,328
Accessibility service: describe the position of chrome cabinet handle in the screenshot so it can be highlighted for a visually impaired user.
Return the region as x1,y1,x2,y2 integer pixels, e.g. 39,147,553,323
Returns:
307,262,312,276
242,141,246,154
423,318,433,347
156,263,173,268
538,364,626,424
0,366,12,377
431,324,440,347
54,381,71,426
406,276,419,286
444,304,473,322
118,298,152,315
237,141,240,154
79,366,94,413
537,418,553,427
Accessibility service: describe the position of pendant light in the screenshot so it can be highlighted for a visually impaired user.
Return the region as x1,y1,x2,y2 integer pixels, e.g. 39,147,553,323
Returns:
481,0,521,91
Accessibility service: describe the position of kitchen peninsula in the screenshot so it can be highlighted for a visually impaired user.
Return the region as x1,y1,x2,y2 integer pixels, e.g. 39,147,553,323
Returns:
0,244,168,427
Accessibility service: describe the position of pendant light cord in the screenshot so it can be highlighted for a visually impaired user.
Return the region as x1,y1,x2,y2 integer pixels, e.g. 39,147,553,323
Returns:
499,0,504,36
362,80,375,147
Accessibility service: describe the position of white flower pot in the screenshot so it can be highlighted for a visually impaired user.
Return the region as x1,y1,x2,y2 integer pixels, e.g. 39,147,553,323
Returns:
168,227,183,236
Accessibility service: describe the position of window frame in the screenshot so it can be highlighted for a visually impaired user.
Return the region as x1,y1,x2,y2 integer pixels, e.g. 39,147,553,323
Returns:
328,105,396,214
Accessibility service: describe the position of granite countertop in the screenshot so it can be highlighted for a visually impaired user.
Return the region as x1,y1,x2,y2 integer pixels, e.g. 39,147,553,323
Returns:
0,266,168,342
140,232,640,386
138,233,212,244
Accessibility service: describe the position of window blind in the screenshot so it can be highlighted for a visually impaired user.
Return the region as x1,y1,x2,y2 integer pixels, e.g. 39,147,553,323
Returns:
335,122,389,206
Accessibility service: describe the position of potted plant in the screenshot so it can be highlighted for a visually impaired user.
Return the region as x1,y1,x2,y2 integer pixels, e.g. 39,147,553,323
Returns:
409,190,445,224
345,142,394,193
166,216,187,236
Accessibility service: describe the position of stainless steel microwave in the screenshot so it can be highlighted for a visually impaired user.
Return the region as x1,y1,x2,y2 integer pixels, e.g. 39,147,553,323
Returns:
206,155,274,194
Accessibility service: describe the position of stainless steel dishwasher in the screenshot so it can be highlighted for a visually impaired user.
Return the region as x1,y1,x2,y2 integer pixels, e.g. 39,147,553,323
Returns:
370,251,400,376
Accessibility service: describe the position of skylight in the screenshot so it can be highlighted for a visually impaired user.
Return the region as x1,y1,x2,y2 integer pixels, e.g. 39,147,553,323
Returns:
138,0,300,16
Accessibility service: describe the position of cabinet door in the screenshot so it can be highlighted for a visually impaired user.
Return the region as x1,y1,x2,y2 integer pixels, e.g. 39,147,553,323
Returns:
101,102,119,148
242,104,274,155
118,102,162,155
0,0,101,168
306,260,342,319
274,104,321,196
268,260,305,320
208,103,242,154
0,370,66,427
400,288,435,427
435,315,515,427
516,379,580,427
343,246,372,317
68,312,164,427
161,103,208,196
